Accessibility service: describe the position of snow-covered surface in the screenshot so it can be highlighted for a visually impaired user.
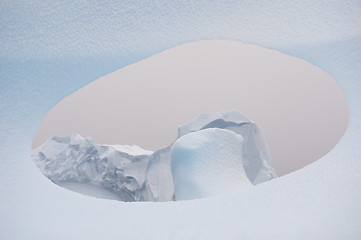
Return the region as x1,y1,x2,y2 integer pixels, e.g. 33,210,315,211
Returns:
33,111,275,201
57,182,122,201
171,128,253,200
104,144,153,156
1,1,361,239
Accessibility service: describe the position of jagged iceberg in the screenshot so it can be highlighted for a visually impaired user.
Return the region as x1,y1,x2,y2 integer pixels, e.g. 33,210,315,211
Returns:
33,134,173,202
33,110,277,201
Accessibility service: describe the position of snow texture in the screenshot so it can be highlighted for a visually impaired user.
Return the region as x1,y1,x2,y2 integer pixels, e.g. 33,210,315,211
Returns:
33,110,275,201
171,128,253,200
1,1,361,239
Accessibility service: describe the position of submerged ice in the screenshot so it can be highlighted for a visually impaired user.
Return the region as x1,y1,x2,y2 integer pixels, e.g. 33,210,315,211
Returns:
33,110,277,201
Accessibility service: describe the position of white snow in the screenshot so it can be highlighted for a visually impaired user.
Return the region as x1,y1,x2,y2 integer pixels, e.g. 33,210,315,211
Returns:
105,144,153,156
1,2,361,239
171,128,253,200
57,182,122,201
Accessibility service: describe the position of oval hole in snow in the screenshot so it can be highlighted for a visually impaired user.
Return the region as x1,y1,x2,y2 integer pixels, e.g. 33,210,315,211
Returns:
32,40,348,200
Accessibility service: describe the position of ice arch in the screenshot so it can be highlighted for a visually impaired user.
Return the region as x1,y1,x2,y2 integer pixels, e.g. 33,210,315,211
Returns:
1,1,360,239
33,40,347,176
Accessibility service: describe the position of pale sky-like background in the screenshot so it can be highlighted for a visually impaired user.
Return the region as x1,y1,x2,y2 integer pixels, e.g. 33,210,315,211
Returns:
33,41,348,176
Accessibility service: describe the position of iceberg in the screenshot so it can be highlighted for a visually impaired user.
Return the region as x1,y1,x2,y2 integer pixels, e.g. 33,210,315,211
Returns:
33,134,154,201
33,110,277,201
171,128,253,200
179,110,277,184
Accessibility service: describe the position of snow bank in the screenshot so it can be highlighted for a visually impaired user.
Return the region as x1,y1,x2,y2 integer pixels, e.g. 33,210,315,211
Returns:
171,128,252,200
